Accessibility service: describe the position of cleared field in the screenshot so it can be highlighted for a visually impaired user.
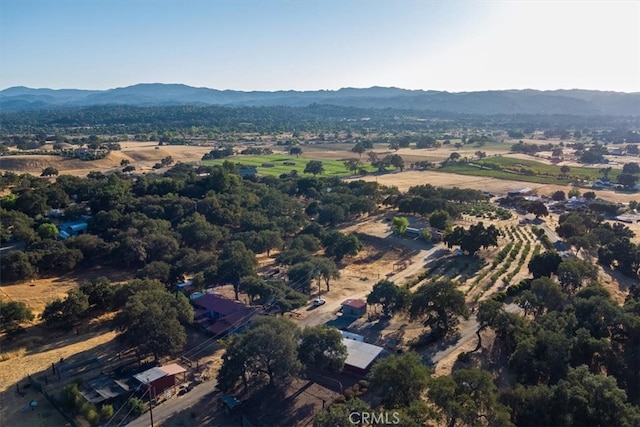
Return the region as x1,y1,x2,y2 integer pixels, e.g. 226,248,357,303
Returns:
348,169,640,204
439,156,627,185
202,153,377,177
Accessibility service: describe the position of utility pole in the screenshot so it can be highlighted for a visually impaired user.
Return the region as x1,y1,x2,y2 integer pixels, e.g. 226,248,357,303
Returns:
147,383,154,427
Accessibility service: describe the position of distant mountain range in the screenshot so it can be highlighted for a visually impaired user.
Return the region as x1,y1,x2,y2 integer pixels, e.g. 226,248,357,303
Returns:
1,84,638,115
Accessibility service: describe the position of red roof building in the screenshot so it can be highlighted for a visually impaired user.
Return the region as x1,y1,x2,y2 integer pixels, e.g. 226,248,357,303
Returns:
133,363,187,400
341,299,367,317
191,293,256,336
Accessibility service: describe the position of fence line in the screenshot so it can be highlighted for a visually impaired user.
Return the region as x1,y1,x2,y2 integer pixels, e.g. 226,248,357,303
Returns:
29,376,80,427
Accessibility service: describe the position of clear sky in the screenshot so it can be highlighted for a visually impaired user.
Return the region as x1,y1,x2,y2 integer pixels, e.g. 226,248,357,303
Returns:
1,0,638,92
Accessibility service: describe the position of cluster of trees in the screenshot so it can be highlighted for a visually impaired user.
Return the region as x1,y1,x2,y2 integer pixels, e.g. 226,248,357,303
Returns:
510,141,557,154
554,210,639,279
444,222,500,256
385,184,486,220
366,278,468,339
0,163,384,345
0,163,379,290
617,162,640,189
39,277,194,360
201,146,234,159
315,351,513,427
218,318,347,391
576,145,608,164
477,280,640,424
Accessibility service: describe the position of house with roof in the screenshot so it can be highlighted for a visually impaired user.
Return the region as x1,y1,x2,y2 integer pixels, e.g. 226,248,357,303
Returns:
191,292,257,336
341,299,367,317
133,363,186,400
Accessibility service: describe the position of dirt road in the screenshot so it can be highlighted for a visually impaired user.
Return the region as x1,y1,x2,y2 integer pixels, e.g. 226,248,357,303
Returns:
296,244,447,329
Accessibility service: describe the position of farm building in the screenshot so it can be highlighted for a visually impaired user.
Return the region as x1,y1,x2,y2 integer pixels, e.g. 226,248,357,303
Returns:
593,179,614,189
79,373,130,404
133,363,186,398
616,213,640,223
191,292,257,336
341,330,365,342
341,299,367,317
342,339,385,376
58,220,88,239
405,227,423,236
508,187,533,197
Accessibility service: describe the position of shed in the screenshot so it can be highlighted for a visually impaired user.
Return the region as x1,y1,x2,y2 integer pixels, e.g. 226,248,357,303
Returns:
79,373,130,404
133,363,186,397
341,299,367,317
342,338,385,376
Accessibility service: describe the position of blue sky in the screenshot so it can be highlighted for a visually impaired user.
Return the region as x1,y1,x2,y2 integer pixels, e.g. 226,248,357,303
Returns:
1,0,638,92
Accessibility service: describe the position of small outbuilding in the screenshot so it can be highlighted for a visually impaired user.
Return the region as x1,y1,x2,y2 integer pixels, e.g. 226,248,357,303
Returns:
342,338,385,376
133,363,187,399
341,299,367,317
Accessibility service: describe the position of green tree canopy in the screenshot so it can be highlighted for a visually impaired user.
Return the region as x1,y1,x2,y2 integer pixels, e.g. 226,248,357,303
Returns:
0,299,34,332
370,352,431,408
429,369,512,427
298,325,347,372
367,279,408,317
409,279,469,337
304,160,325,176
528,251,563,278
391,216,409,234
114,289,193,361
217,316,302,391
444,222,499,256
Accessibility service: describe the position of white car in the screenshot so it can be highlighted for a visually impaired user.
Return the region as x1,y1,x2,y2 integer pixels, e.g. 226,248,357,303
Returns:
313,298,326,307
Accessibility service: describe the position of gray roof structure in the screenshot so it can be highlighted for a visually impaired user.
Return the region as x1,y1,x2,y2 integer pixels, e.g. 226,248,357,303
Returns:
343,338,384,370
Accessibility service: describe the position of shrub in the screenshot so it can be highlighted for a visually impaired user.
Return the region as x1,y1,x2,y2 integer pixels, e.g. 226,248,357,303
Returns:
100,404,114,421
128,397,146,417
83,406,100,426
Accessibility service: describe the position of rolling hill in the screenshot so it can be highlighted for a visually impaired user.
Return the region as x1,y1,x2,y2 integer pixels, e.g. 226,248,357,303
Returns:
1,83,638,115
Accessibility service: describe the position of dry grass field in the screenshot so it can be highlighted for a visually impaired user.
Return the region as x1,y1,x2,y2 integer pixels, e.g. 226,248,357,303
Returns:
0,141,213,176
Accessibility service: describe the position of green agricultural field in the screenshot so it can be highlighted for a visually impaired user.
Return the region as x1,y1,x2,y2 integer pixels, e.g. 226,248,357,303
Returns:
439,156,621,185
202,154,378,177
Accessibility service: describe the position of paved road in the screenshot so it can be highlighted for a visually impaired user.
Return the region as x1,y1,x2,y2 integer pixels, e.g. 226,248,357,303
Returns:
126,380,218,427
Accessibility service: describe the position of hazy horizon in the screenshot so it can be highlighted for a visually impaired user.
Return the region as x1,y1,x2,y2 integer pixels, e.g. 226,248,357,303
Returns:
2,83,639,95
1,1,638,93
